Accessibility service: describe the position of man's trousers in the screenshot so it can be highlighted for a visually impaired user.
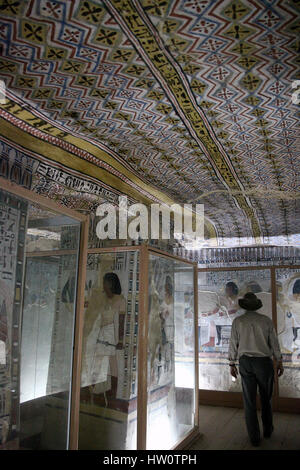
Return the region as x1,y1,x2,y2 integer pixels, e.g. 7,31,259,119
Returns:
239,355,274,442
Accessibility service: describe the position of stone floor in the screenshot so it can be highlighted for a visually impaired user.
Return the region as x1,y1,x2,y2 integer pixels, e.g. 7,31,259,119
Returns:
188,405,300,450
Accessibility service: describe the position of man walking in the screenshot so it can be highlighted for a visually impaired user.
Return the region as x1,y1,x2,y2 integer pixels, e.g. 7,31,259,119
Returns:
228,292,284,447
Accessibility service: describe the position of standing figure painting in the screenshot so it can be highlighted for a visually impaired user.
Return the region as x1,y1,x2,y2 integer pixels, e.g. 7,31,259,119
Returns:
160,275,174,375
82,273,126,403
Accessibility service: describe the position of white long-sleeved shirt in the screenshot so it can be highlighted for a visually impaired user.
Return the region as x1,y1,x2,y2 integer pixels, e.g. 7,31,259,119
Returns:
228,310,282,364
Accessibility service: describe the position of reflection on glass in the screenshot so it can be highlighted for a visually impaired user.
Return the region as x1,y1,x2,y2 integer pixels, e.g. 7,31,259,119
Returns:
198,269,271,391
20,253,79,449
276,269,300,398
26,205,79,252
147,255,195,450
79,251,139,450
21,258,59,402
0,188,80,449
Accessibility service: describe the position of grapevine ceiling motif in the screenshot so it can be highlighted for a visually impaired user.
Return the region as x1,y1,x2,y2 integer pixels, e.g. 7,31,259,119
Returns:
0,0,299,246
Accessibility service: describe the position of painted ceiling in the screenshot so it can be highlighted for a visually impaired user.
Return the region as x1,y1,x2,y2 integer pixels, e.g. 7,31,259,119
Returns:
0,0,299,247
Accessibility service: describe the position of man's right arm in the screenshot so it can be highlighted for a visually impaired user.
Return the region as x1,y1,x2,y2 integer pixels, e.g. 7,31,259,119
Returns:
228,319,239,377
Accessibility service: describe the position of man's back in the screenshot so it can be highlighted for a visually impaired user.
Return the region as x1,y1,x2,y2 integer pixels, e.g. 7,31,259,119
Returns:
229,311,282,361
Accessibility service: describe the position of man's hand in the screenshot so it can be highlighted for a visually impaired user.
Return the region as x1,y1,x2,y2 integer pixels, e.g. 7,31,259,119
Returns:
116,342,123,350
277,361,284,377
230,365,239,379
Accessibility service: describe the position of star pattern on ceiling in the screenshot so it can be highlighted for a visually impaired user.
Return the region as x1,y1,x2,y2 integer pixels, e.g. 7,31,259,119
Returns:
0,0,299,246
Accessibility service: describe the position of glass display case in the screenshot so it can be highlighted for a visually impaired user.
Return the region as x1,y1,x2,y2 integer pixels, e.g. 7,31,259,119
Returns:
79,249,140,450
197,264,300,413
78,247,199,450
0,179,87,450
147,254,196,449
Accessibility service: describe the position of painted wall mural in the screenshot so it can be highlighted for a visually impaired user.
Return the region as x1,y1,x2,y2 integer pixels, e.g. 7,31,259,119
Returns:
198,268,272,392
276,268,300,398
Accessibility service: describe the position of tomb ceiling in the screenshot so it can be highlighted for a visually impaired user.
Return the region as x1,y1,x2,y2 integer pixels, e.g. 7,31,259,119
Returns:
0,0,299,246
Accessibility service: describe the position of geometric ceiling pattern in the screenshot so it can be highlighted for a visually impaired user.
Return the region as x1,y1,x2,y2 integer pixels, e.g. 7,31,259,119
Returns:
0,0,299,246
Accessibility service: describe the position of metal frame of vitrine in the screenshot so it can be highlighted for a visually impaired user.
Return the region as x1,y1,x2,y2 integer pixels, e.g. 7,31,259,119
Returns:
0,178,200,450
197,264,300,414
86,245,200,450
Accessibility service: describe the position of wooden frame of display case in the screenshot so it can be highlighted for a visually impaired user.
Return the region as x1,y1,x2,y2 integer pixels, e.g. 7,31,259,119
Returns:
0,177,89,450
197,264,300,414
85,245,200,450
